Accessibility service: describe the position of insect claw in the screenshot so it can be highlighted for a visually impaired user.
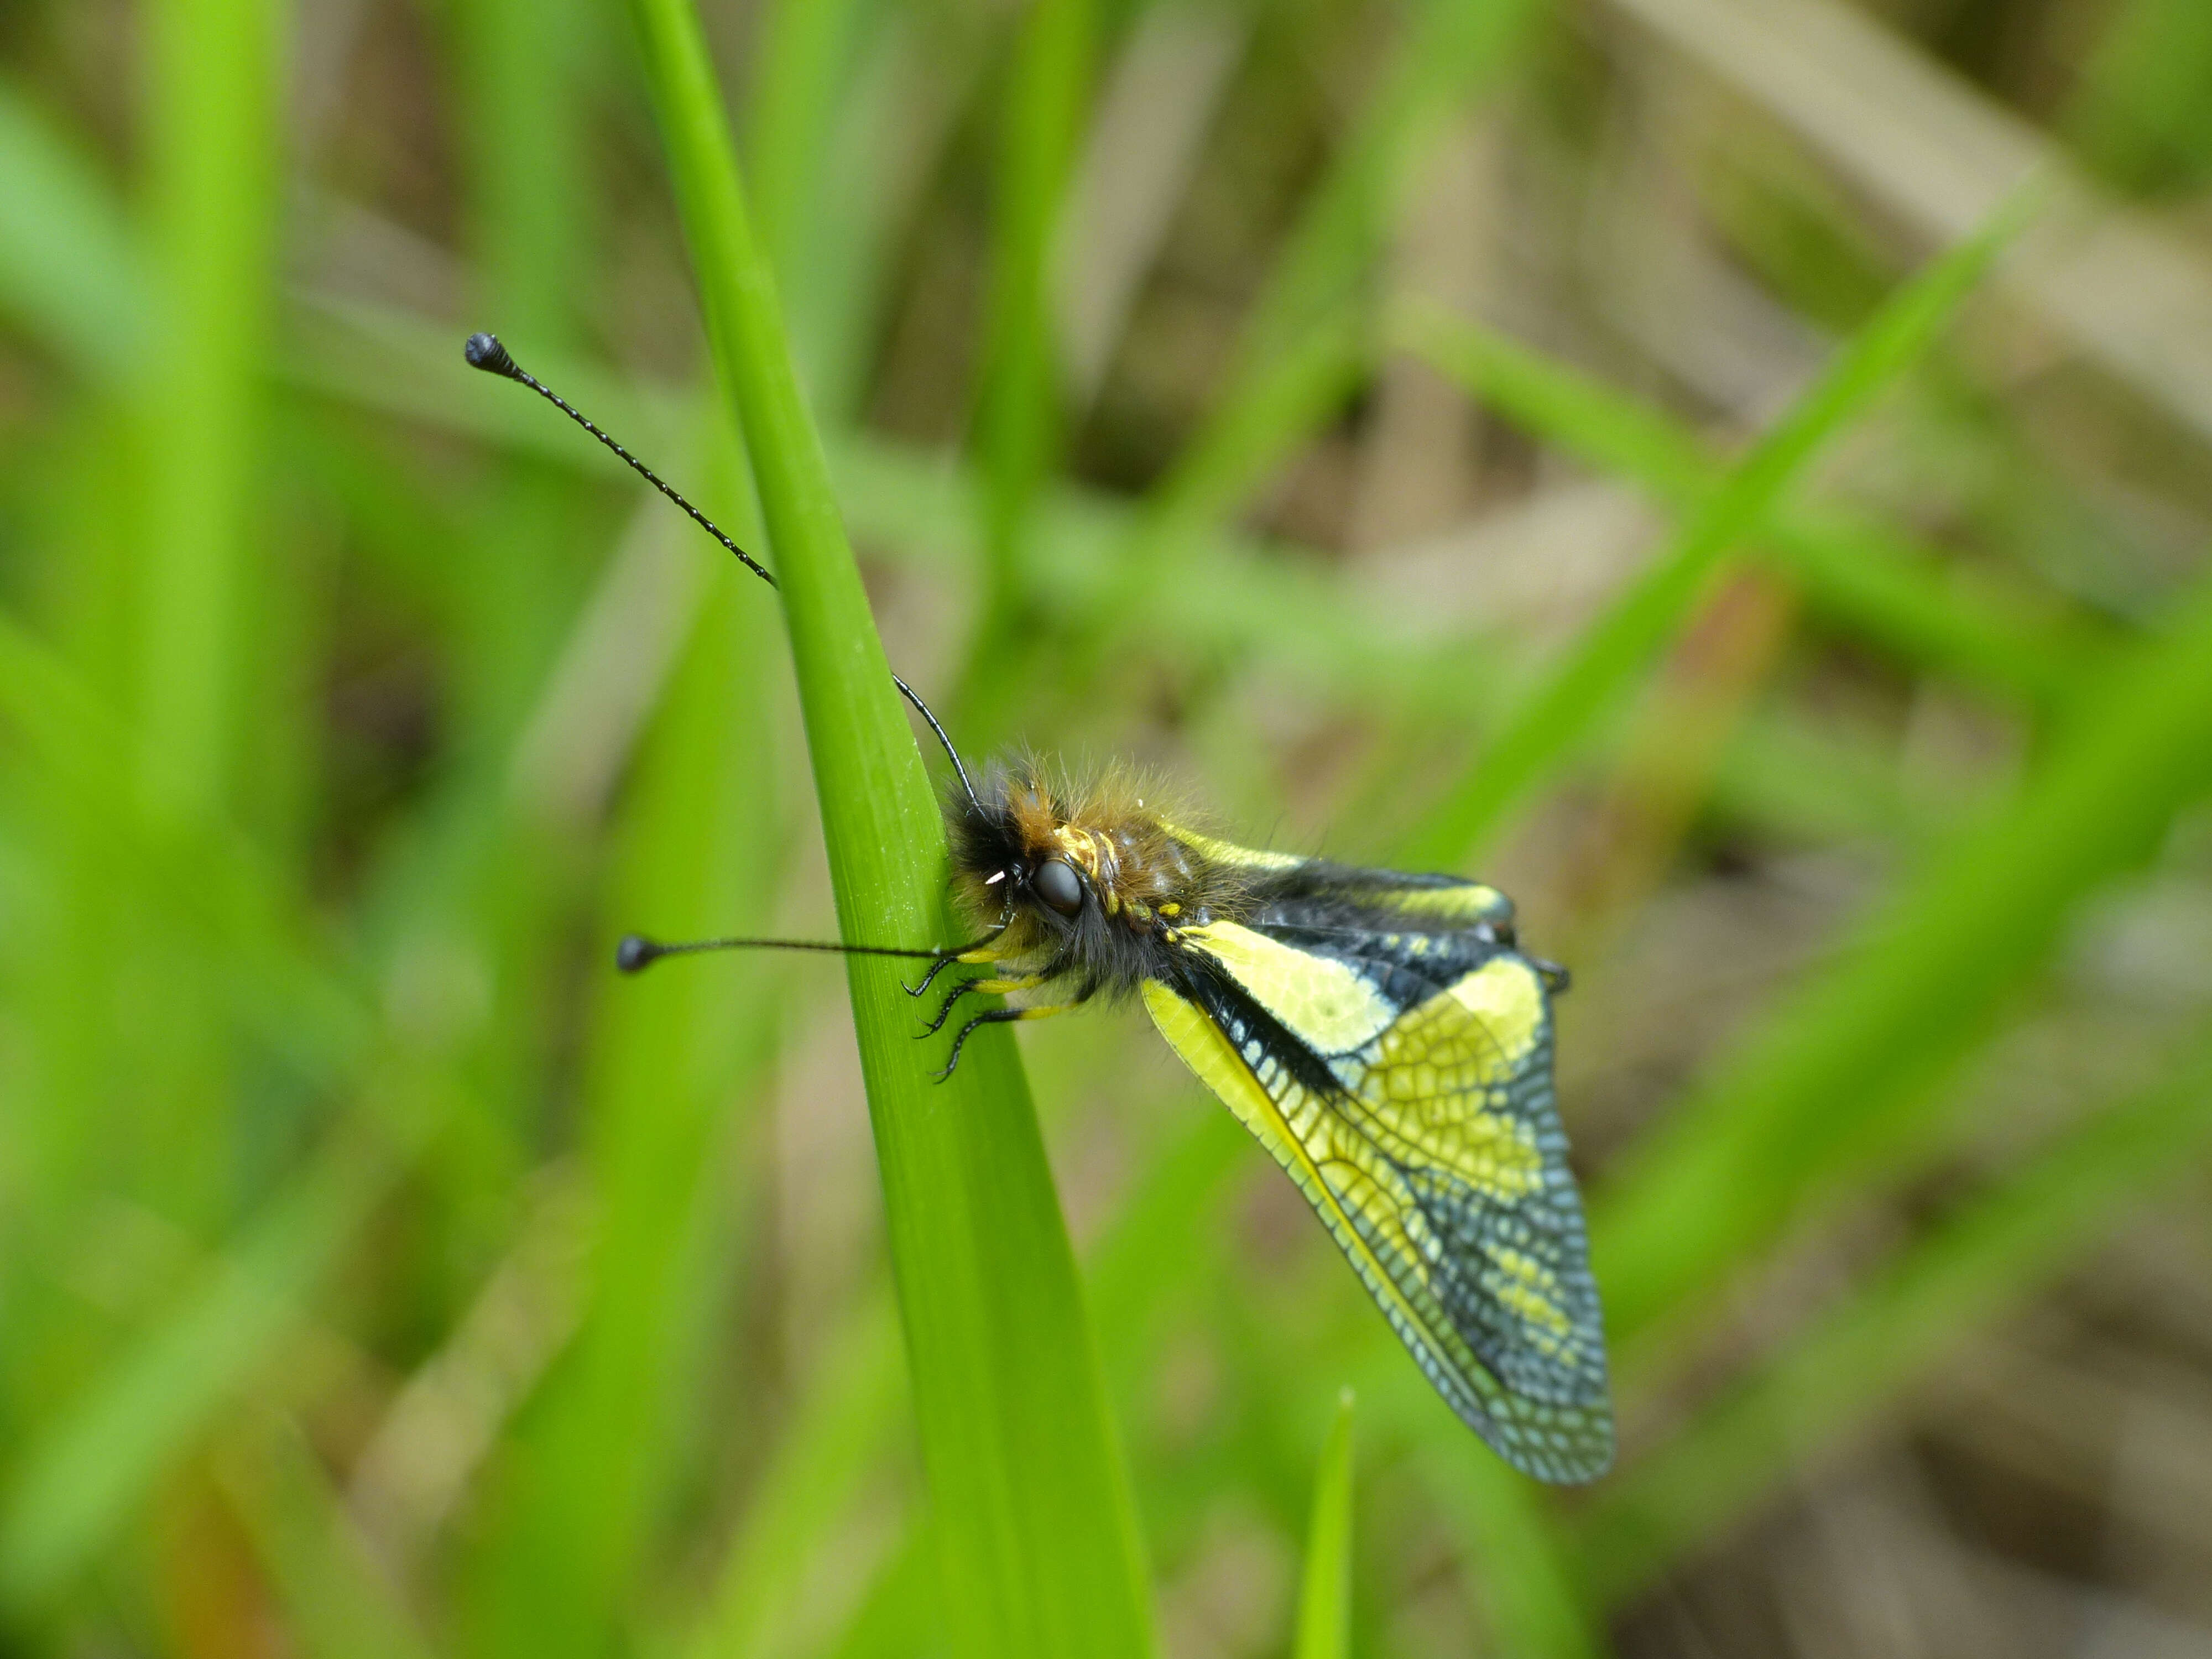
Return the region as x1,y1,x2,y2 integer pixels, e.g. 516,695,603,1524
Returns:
923,975,980,1035
906,954,958,999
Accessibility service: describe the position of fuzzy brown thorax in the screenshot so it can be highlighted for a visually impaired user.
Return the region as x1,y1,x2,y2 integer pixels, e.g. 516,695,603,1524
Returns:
947,761,1258,978
1050,819,1203,930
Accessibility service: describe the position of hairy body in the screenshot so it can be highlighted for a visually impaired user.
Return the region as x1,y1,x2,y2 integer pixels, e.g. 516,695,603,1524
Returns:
933,760,1612,1483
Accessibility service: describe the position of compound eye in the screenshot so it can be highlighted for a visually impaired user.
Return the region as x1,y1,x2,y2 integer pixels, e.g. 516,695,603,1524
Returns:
1033,858,1083,916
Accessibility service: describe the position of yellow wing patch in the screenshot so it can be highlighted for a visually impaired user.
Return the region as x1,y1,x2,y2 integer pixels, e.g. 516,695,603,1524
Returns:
1178,921,1399,1056
1351,978,1546,1199
1374,883,1511,924
1163,825,1305,873
1143,951,1613,1484
1444,959,1543,1068
1139,978,1446,1345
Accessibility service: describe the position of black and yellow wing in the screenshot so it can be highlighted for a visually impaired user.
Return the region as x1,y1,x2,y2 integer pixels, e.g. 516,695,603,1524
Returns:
1141,863,1612,1482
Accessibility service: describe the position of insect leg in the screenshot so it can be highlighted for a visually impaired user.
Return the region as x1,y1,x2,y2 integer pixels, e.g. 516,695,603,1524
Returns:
902,895,1018,995
921,934,1078,1033
902,932,1013,997
904,953,963,999
923,972,1041,1034
932,980,1097,1082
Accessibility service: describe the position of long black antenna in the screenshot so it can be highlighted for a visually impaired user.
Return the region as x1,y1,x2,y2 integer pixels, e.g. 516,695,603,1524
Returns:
618,932,946,972
463,332,983,814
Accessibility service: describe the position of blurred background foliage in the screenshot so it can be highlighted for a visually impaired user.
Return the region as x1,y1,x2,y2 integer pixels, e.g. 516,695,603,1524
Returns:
5,0,2212,1653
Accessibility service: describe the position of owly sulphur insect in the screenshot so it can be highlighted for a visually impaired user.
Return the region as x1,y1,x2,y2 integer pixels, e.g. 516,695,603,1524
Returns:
464,332,1614,1483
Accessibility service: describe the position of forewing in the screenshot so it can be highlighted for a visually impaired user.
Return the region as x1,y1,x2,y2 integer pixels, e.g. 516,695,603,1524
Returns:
1314,869,1517,930
1142,920,1612,1483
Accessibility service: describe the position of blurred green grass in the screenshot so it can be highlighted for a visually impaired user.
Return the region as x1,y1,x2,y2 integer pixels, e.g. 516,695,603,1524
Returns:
4,1,2212,1656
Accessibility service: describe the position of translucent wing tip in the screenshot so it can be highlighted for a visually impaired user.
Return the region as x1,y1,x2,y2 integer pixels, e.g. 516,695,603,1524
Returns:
1479,1398,1616,1484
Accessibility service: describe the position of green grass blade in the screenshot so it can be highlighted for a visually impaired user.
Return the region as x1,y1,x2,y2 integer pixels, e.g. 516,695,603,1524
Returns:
1403,195,2031,868
678,1108,1255,1659
1292,1389,1357,1659
1134,311,1370,568
830,1532,947,1659
1123,0,1535,591
969,0,1090,632
217,1412,440,1659
1594,563,2212,1349
2067,0,2212,195
1425,1435,1605,1659
1582,1028,2212,1599
743,0,870,276
0,1131,394,1606
684,1297,906,1659
0,606,371,1081
744,0,929,421
456,0,585,349
1238,0,1536,372
1391,299,2105,711
285,296,1480,719
0,82,146,383
622,5,1156,1654
1390,300,1709,496
290,293,1968,874
137,0,283,821
464,554,785,1657
1351,1351,1605,1659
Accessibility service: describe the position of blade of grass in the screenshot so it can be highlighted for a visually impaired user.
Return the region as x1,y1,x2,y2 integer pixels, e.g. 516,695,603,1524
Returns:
1593,560,2212,1351
463,553,785,1657
457,0,583,351
1056,1,1245,410
1110,0,1537,613
1347,1349,1606,1658
2067,0,2212,196
345,1167,592,1574
1133,311,1372,571
830,1531,947,1659
1609,0,2212,446
1581,1025,2212,1599
623,5,1155,1654
286,293,1965,891
1390,300,1707,493
0,82,146,383
679,1100,1254,1659
216,1411,439,1659
137,0,283,821
743,0,872,284
0,608,371,1086
1401,193,2031,869
746,0,949,421
682,1296,906,1659
1429,1433,1605,1659
117,0,286,1262
965,0,1091,677
0,1127,396,1607
289,294,1476,716
1236,0,1536,373
1292,1389,1357,1659
1390,299,2106,712
0,403,697,1625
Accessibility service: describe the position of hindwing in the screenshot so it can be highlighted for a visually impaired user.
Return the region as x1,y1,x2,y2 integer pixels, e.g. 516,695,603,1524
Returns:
1141,872,1612,1483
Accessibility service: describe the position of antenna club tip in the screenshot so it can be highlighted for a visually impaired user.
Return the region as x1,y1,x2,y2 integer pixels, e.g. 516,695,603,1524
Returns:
464,332,519,378
615,933,659,973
